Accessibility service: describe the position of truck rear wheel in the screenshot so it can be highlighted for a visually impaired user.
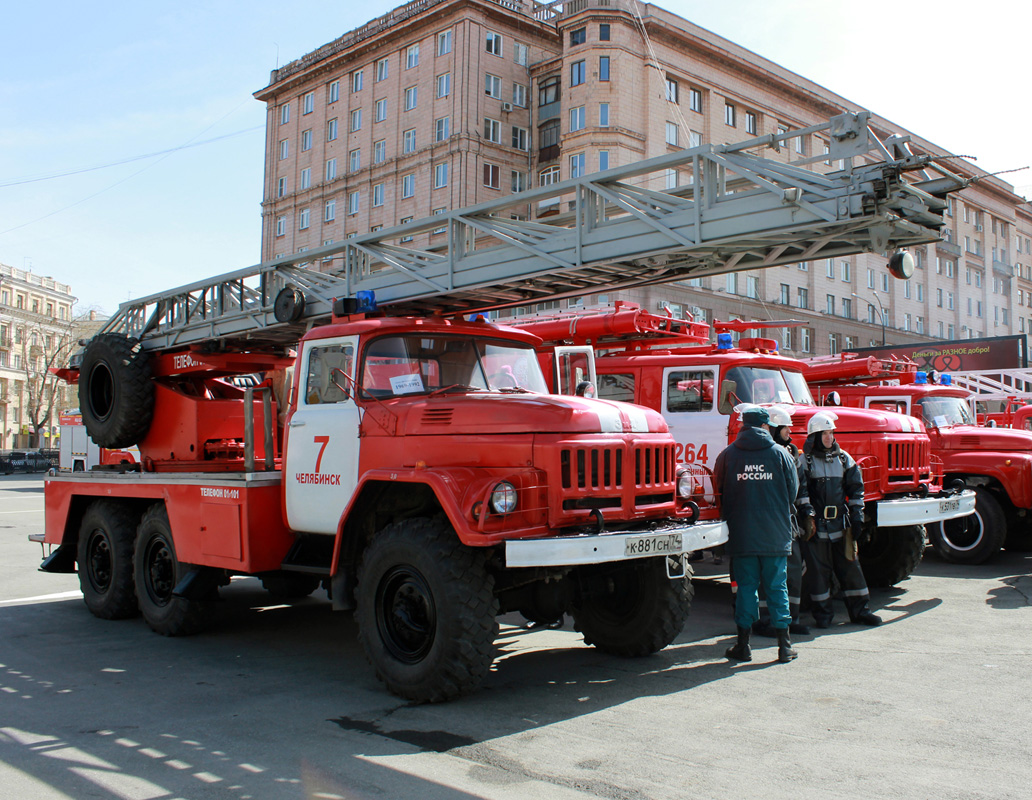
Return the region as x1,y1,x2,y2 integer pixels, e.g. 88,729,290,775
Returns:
571,559,692,656
860,524,925,587
134,505,211,636
356,517,498,703
79,333,154,448
930,486,1006,564
77,500,139,620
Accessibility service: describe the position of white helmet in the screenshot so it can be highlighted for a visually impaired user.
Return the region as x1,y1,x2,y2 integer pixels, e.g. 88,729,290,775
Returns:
808,411,838,435
767,405,793,427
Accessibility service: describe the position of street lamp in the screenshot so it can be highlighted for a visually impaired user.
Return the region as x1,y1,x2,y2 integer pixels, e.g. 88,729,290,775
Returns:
852,291,886,346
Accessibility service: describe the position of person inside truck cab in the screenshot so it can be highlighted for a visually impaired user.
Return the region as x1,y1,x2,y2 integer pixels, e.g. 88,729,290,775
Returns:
796,412,882,628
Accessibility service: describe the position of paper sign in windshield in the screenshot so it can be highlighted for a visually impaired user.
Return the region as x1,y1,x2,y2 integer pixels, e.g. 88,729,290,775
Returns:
390,373,424,394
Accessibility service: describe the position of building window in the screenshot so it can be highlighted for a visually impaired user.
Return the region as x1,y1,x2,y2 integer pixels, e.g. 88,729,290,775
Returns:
514,41,529,65
797,287,809,309
512,170,528,192
279,139,289,160
801,327,811,353
325,158,337,181
599,23,611,40
403,128,416,153
780,283,790,304
325,200,336,222
432,207,447,234
665,77,678,103
327,118,338,141
484,117,501,143
349,149,360,172
300,168,311,190
512,83,527,108
571,60,586,87
280,104,290,125
376,58,389,82
348,191,359,215
795,136,805,155
570,26,586,45
540,119,560,151
841,261,850,282
277,177,287,197
724,103,736,127
437,72,451,98
483,163,500,189
570,152,586,179
665,122,678,146
299,208,310,229
373,183,384,207
350,109,362,132
406,43,419,69
512,126,528,150
569,105,585,132
598,102,610,127
485,73,502,98
301,129,312,151
373,139,386,164
400,217,414,242
539,165,560,185
842,298,852,318
434,163,448,188
438,30,452,56
405,86,417,110
276,216,286,236
302,92,314,115
374,98,387,122
352,71,363,93
826,259,835,279
799,261,809,271
745,111,757,135
485,31,502,56
826,294,835,315
402,173,415,198
689,88,702,112
539,75,561,106
599,150,609,171
435,116,450,141
746,275,759,299
904,280,911,299
599,56,610,82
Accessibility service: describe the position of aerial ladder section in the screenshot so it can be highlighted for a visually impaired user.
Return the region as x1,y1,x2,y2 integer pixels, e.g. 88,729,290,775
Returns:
91,112,963,355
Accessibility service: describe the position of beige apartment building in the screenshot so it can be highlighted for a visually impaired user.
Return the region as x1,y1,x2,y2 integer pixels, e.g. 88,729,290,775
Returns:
0,263,77,449
255,0,1032,357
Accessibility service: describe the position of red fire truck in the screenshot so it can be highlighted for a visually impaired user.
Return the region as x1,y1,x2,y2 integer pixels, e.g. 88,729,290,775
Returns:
520,304,975,586
804,356,1032,563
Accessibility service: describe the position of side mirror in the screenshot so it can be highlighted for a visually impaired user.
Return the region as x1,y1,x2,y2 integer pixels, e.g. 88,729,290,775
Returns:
718,380,737,415
575,381,596,398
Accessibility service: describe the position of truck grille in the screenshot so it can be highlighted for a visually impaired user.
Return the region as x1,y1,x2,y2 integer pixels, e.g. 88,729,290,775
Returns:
559,442,673,511
884,439,929,483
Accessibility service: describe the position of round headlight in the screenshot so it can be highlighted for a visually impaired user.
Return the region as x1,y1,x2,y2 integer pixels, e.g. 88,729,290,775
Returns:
489,481,518,514
677,472,694,499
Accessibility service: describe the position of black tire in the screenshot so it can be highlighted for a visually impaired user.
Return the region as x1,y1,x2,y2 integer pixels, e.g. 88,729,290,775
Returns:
79,333,154,448
260,572,321,598
355,516,498,703
859,523,925,587
571,558,692,656
76,500,139,620
134,505,212,636
929,486,1006,564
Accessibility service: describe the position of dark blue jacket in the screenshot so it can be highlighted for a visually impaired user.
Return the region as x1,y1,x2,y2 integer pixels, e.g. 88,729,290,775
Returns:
714,426,800,557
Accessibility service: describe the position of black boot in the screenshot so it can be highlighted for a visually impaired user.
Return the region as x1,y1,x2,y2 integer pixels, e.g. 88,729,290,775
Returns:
776,628,798,662
853,611,882,627
725,626,752,662
789,620,811,636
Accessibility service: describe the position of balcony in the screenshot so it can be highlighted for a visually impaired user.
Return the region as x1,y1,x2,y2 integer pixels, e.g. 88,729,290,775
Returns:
993,259,1013,276
936,240,961,257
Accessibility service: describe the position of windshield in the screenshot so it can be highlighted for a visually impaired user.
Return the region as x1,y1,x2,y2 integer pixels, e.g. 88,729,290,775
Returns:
917,396,975,427
722,366,814,408
360,334,549,398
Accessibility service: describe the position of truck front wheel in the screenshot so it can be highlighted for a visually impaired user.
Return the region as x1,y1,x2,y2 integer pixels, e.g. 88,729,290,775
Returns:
571,559,692,656
356,517,498,703
77,500,139,620
930,486,1006,564
134,505,212,636
860,523,925,587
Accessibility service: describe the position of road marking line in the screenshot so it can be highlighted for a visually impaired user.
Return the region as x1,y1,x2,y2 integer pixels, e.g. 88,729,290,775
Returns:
0,510,43,514
0,591,82,606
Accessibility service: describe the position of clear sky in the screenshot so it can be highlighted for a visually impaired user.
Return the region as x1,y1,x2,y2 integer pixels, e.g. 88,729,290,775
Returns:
1,0,1028,316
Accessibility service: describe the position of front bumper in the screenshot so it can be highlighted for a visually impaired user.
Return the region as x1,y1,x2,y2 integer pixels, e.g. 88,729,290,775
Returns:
875,489,976,527
505,519,728,568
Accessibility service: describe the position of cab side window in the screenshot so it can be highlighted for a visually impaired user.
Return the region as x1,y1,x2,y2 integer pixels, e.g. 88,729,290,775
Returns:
305,344,354,405
598,373,635,402
667,370,713,412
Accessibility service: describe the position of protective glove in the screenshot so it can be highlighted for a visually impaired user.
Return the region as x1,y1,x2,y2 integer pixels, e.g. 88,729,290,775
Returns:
801,510,816,541
850,509,867,543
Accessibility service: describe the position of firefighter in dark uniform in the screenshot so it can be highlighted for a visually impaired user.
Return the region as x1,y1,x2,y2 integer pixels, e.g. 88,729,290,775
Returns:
753,405,810,637
715,405,800,663
796,412,882,628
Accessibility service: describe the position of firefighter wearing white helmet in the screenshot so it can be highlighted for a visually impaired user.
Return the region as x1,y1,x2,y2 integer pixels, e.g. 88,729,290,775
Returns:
796,410,882,628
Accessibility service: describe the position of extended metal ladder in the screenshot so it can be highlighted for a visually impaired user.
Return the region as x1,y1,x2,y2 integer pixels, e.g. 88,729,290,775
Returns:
95,112,963,354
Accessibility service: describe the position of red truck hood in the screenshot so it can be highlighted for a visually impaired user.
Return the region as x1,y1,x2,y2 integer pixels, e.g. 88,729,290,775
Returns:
394,393,669,436
933,425,1032,452
785,405,924,435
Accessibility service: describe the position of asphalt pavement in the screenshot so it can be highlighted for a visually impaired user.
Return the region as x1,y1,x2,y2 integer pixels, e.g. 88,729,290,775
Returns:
1,472,1030,799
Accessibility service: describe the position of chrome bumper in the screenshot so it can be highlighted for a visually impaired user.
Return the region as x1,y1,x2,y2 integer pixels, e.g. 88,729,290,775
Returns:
875,489,976,527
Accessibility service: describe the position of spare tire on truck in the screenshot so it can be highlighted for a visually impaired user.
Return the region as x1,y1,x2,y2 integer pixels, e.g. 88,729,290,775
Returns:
79,334,154,448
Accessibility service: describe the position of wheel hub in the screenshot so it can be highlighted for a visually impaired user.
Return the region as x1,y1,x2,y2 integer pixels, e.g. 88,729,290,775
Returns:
86,531,112,592
144,539,175,606
940,512,984,552
376,566,436,664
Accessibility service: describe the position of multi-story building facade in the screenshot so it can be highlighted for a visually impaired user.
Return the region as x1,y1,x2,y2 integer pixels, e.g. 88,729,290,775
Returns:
0,263,76,449
255,0,1032,356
